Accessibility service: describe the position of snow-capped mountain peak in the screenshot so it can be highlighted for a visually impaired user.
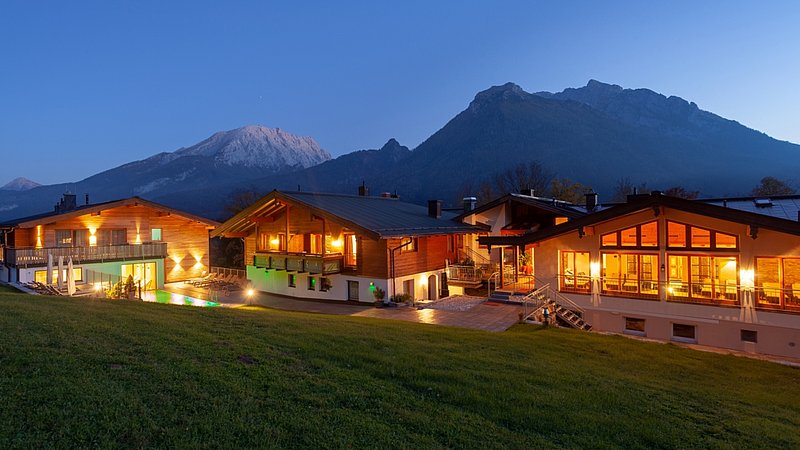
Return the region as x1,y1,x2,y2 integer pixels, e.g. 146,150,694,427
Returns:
174,125,331,170
1,177,41,191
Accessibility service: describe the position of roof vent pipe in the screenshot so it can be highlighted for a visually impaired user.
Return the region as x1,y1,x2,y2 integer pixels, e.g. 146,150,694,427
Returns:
428,200,442,218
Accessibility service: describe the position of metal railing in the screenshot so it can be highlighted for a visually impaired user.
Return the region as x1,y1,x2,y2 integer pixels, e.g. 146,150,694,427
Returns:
4,243,168,268
253,252,343,275
210,266,246,279
446,264,484,283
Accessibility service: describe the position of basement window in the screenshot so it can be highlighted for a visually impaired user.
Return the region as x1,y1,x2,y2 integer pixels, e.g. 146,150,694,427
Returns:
741,329,757,343
308,276,316,291
671,323,696,343
624,317,646,336
288,274,296,288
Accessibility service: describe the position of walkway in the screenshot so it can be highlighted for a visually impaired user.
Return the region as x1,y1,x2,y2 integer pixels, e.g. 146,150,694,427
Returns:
163,283,522,332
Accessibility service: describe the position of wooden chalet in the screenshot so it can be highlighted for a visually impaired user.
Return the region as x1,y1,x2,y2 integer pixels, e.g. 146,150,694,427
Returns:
212,190,481,303
0,194,219,292
479,191,800,359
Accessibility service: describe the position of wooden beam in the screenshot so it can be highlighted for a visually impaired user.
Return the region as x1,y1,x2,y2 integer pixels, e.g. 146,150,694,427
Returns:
250,216,275,223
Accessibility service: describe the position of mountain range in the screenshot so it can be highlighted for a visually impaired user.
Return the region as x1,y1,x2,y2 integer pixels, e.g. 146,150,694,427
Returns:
1,80,797,221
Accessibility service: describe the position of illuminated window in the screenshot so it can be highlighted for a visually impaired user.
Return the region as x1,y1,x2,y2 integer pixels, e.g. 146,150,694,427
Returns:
559,251,590,293
667,221,738,250
344,234,357,267
755,257,800,309
715,232,737,248
555,217,569,225
307,276,316,291
400,237,418,253
601,221,658,248
308,234,323,254
667,221,686,247
620,226,638,247
640,222,658,247
288,274,296,288
690,228,711,248
35,268,83,284
151,228,162,241
601,232,618,247
601,252,658,298
668,255,737,303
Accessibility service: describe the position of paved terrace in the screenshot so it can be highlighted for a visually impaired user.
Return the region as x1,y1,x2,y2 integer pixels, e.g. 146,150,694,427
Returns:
165,283,522,332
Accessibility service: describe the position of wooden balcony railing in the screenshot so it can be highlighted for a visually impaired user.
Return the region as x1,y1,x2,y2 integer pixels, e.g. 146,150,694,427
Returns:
253,252,343,275
3,243,168,267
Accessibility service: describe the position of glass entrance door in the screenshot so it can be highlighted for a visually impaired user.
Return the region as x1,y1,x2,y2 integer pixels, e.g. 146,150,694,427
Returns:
121,262,157,291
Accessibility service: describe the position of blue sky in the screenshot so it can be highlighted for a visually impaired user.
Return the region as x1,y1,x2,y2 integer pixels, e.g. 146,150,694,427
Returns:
1,1,798,185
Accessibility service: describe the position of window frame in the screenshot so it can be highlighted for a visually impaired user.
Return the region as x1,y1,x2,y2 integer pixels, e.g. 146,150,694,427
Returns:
666,253,739,306
666,220,739,251
600,221,659,249
558,250,591,294
600,251,660,299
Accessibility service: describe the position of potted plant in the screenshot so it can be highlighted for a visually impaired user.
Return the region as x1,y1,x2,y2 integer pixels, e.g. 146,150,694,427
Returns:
372,286,386,307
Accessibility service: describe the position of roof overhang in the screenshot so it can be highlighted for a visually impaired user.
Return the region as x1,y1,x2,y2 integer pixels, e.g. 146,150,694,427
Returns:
479,193,800,247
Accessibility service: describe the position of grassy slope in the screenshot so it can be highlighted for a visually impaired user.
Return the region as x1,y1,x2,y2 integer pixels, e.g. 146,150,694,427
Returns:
0,292,798,449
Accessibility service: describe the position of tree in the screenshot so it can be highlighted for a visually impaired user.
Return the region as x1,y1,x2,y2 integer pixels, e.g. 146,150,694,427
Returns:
611,177,648,202
663,186,700,200
750,177,796,196
549,178,592,204
224,188,263,217
492,161,553,196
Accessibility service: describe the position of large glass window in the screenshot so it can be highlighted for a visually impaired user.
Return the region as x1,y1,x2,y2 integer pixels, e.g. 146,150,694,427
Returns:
755,257,800,309
601,221,658,248
668,255,738,304
667,221,738,250
601,252,658,298
559,251,590,293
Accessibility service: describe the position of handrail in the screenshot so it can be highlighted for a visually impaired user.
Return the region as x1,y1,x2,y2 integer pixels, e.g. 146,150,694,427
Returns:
487,271,499,297
458,246,491,265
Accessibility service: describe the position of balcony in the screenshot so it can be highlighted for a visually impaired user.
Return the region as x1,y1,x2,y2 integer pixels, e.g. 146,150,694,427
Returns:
2,243,168,268
253,252,343,275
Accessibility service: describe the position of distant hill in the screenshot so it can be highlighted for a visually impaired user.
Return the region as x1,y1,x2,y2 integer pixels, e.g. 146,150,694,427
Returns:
0,125,331,219
373,80,799,204
1,81,798,220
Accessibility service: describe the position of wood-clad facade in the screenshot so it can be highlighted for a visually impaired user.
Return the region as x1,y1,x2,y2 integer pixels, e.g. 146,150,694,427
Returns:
0,196,218,288
214,190,476,303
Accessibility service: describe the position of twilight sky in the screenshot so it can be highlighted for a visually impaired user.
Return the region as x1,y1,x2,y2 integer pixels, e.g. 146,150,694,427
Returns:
1,1,799,185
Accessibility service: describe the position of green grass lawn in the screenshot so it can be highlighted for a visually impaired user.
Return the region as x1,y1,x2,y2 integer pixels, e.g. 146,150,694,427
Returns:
0,292,798,449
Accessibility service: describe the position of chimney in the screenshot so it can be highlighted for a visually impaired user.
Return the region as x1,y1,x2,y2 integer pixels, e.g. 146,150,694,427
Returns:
55,193,77,213
520,188,535,197
85,193,89,205
463,196,477,213
358,181,369,197
428,200,442,218
585,192,598,212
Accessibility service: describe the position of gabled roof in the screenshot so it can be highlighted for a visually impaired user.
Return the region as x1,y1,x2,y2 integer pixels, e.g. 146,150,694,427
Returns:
0,197,220,229
452,193,595,222
480,192,800,247
212,190,481,240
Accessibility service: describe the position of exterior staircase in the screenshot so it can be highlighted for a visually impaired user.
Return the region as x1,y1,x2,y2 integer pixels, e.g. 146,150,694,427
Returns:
521,284,592,331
